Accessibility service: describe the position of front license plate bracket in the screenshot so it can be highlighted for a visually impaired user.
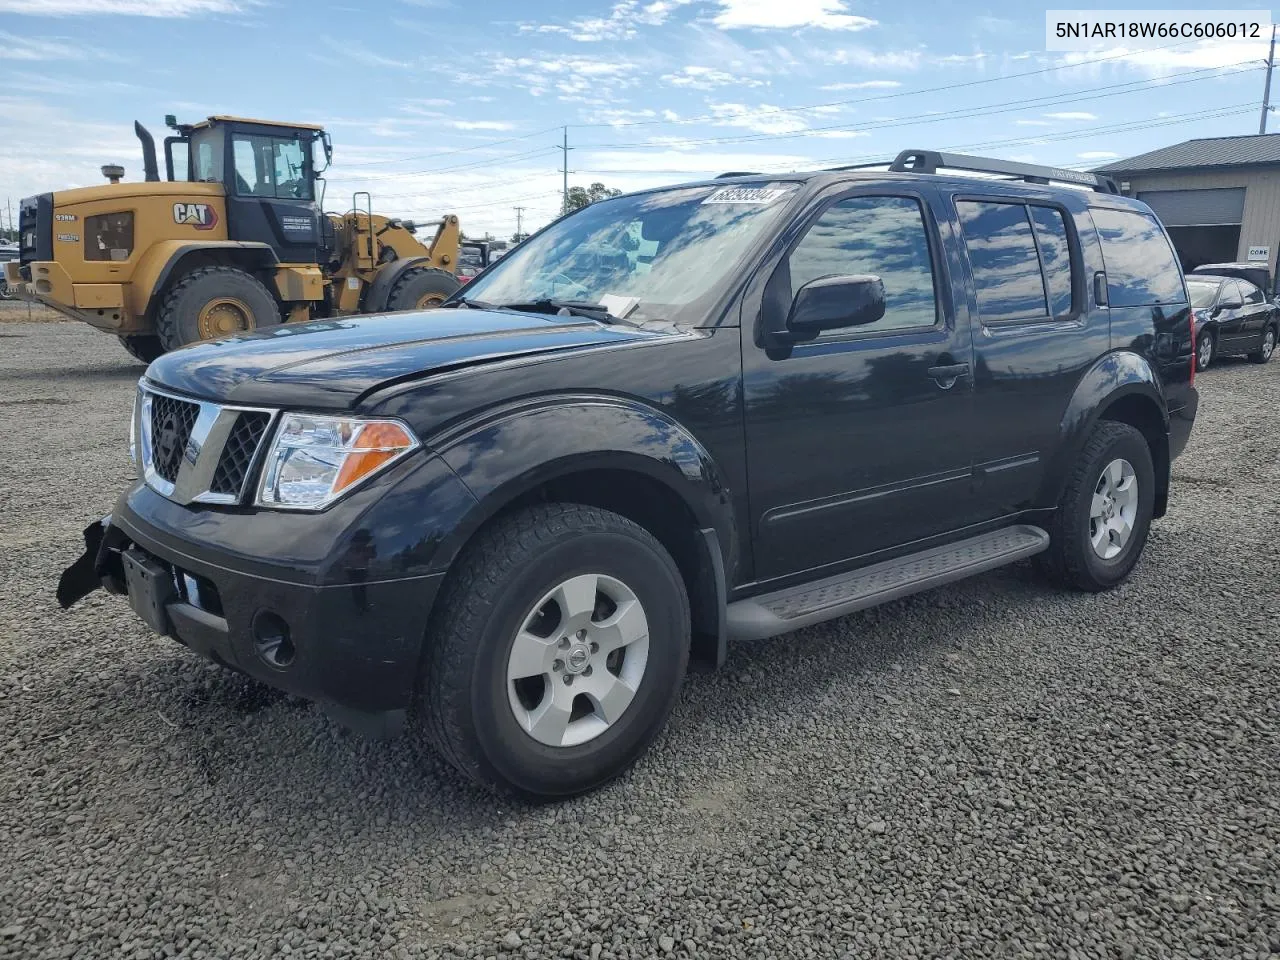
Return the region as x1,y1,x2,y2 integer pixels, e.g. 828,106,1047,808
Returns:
121,548,175,635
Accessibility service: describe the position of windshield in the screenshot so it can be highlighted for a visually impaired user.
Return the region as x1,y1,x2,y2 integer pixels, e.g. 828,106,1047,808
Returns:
460,182,800,323
1187,281,1218,309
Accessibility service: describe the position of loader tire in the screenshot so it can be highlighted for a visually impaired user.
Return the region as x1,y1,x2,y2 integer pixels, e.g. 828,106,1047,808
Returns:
384,267,460,312
156,266,280,351
117,335,164,364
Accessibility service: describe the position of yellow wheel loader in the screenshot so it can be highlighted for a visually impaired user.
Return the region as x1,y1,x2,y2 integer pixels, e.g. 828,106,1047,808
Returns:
3,116,463,362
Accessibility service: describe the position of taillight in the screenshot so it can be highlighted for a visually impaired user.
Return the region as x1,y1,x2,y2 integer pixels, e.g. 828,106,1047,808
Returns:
1188,311,1196,388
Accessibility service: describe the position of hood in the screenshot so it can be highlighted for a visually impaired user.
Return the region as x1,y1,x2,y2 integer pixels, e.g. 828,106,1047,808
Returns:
144,309,668,408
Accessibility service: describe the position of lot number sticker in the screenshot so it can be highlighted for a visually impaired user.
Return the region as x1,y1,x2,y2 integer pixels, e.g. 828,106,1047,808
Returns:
703,187,790,205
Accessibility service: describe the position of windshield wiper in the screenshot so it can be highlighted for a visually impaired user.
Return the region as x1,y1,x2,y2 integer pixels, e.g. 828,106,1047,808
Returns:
496,299,632,325
445,295,502,310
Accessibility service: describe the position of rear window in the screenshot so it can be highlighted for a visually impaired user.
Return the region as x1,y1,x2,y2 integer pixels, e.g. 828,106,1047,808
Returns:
1091,207,1186,307
957,200,1077,323
1187,281,1218,309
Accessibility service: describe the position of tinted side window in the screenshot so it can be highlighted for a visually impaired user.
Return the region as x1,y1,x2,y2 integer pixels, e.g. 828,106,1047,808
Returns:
1029,206,1074,317
1241,280,1265,305
1221,280,1244,307
957,201,1048,323
788,195,938,332
1091,207,1185,307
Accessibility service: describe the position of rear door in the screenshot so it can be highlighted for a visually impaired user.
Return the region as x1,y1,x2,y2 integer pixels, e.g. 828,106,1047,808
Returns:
948,193,1108,518
741,185,978,583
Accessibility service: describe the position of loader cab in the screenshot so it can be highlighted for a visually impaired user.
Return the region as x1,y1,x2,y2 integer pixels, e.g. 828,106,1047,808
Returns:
170,116,327,262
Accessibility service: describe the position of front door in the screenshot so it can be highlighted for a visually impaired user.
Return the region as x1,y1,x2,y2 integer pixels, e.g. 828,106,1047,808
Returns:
1237,278,1271,346
742,187,977,584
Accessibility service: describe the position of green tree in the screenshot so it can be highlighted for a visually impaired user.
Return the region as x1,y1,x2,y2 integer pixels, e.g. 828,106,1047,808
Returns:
564,182,621,213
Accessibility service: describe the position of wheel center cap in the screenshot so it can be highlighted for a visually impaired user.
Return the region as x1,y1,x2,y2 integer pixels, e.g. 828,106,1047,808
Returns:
564,643,592,674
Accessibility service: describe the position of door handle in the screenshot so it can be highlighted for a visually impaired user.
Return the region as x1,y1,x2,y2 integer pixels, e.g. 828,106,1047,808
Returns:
928,363,970,389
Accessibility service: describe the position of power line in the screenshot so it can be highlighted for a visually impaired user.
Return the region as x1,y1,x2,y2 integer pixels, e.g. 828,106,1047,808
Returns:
354,125,564,166
576,62,1261,152
567,37,1218,130
327,145,561,183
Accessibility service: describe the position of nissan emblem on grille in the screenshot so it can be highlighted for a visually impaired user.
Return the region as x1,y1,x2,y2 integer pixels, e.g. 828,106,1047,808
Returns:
154,411,187,478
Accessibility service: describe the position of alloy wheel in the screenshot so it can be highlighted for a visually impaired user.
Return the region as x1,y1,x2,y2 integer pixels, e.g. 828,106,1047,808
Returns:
506,573,650,747
1089,458,1138,560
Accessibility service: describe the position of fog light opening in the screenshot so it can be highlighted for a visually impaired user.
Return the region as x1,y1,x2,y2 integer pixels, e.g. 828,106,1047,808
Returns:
252,611,295,668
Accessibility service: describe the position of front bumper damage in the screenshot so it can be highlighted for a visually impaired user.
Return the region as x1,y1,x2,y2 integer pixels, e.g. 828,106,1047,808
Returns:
58,513,443,738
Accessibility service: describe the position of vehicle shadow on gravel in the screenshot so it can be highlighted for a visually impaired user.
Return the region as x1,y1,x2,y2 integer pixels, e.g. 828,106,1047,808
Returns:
77,562,1050,827
3,364,145,383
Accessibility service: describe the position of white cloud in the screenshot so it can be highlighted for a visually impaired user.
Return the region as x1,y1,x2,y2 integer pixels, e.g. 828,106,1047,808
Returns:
0,0,242,13
450,120,514,131
713,0,876,31
1045,111,1097,121
661,65,765,90
1058,40,1266,76
488,54,641,102
1013,119,1053,127
0,30,74,58
822,46,923,70
583,107,658,127
708,101,808,135
809,130,868,139
1078,151,1120,160
819,79,901,91
520,0,694,41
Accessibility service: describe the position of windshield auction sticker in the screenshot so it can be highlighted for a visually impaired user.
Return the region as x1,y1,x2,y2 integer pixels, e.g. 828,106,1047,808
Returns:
703,187,791,205
1046,10,1270,50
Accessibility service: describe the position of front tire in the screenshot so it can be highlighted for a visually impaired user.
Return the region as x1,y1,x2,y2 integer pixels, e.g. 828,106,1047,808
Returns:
422,504,690,799
1037,421,1155,592
155,265,280,351
384,266,460,312
1195,328,1215,371
117,334,164,364
1250,325,1276,363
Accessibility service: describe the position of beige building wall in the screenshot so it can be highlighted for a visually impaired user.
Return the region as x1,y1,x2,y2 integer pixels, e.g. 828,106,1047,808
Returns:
1119,167,1280,277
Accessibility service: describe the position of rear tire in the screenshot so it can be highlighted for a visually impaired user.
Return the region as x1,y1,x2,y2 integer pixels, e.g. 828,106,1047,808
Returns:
421,503,690,799
117,334,164,364
1250,324,1276,363
1195,328,1215,371
155,265,280,351
1037,421,1155,592
384,266,459,312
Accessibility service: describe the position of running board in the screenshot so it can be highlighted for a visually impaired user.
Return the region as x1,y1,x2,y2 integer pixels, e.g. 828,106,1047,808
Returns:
726,525,1049,641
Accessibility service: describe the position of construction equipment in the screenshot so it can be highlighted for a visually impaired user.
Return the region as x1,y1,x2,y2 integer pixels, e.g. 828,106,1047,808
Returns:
3,115,463,361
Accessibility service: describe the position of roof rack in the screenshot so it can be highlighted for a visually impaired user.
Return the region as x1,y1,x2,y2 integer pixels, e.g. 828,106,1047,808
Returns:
715,171,761,178
886,149,1121,194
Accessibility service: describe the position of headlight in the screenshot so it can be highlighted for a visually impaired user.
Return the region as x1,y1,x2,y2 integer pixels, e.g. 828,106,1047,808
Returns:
256,413,420,510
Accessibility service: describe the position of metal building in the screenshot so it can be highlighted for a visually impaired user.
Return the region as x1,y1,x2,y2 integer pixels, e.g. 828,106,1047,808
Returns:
1095,135,1280,281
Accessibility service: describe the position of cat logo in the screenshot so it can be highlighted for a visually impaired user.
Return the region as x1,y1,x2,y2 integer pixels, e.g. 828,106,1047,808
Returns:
172,202,218,231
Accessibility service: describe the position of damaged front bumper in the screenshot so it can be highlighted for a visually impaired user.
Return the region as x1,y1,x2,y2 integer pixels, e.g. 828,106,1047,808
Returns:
58,512,444,738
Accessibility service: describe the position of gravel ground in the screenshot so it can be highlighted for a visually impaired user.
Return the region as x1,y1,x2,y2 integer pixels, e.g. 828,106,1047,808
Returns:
2,321,1278,960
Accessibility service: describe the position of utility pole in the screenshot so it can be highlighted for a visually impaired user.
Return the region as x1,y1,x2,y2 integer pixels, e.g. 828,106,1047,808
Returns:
1262,23,1277,134
4,197,11,241
513,205,526,240
559,127,573,215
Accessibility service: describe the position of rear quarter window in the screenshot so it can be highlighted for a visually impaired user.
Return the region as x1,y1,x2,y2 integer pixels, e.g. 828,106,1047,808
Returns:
1091,207,1186,307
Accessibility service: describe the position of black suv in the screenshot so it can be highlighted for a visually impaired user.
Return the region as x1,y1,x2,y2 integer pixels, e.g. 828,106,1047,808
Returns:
61,150,1198,798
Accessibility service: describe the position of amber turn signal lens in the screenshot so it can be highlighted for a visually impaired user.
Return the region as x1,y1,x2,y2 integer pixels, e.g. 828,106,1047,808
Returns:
333,421,416,493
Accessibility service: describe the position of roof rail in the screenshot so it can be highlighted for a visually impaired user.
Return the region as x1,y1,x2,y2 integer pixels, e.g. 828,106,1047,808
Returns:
715,171,761,178
888,149,1122,194
824,160,894,172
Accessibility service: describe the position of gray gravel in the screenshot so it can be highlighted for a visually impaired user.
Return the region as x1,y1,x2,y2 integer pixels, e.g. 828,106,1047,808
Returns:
2,317,1279,959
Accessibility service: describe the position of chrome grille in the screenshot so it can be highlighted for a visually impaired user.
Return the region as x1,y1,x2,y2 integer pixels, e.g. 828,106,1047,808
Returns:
136,382,275,505
210,412,271,496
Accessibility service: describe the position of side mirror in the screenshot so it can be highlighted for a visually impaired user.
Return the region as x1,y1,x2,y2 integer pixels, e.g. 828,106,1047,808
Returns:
787,274,886,335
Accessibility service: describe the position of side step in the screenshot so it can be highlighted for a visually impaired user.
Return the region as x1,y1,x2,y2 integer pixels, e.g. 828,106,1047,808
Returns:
726,525,1049,641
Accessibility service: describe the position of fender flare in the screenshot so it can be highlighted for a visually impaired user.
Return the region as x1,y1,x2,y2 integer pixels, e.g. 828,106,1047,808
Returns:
428,396,737,665
134,240,278,319
362,256,430,313
1037,350,1169,509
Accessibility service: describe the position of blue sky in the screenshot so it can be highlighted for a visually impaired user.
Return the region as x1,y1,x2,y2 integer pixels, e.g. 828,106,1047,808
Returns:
0,0,1271,238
